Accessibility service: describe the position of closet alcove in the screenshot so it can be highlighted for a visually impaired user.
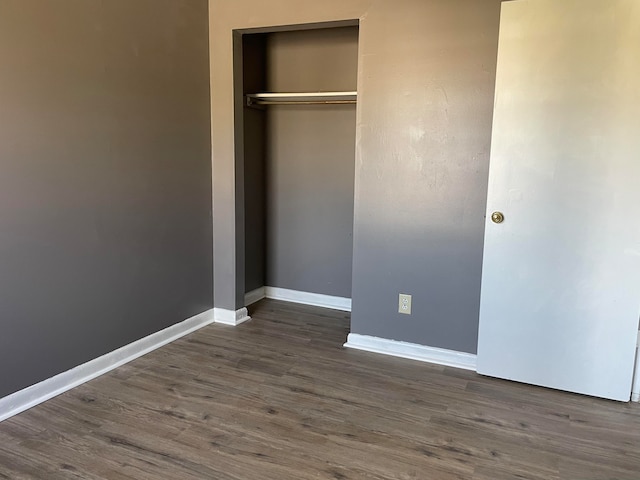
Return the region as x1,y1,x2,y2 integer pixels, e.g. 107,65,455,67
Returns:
234,23,359,314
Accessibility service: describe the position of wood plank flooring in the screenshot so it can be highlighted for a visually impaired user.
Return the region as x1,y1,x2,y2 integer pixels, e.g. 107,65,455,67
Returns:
1,299,639,479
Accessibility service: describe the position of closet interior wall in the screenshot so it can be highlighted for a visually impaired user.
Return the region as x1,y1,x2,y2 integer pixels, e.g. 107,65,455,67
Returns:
242,33,268,296
243,26,359,301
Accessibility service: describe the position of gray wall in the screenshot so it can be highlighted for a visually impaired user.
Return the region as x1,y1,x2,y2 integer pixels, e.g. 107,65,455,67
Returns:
242,34,268,293
211,0,501,354
0,0,212,398
349,3,501,354
265,27,358,298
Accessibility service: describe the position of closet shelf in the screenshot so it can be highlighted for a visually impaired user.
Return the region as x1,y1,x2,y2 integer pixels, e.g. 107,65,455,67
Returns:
245,91,357,107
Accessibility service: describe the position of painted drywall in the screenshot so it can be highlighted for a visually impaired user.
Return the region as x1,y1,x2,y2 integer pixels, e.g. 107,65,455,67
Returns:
264,27,358,298
0,0,212,398
210,0,501,354
241,34,268,293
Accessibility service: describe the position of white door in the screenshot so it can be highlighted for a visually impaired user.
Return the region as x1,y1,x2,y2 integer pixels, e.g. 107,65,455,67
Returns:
477,0,640,401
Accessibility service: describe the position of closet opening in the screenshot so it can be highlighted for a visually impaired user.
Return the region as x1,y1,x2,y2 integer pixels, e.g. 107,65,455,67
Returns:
233,22,359,322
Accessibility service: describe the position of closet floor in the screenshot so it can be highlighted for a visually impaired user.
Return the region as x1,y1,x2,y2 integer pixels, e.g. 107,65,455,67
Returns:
1,299,639,479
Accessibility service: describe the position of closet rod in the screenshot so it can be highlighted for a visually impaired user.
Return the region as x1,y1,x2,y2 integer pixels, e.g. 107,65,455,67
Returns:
249,99,357,106
245,91,357,107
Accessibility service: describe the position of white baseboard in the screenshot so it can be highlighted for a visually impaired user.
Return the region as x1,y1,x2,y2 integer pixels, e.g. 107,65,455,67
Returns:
245,287,266,306
262,286,351,312
632,392,639,403
0,308,216,423
214,307,251,326
344,333,477,371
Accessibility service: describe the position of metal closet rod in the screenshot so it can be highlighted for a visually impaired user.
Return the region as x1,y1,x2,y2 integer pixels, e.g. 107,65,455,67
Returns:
245,91,357,107
250,99,357,106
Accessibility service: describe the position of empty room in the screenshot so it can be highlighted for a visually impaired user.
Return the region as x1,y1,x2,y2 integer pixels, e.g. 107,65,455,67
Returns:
1,0,639,478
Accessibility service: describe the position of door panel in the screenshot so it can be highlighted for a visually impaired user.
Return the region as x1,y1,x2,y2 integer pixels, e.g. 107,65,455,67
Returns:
477,0,640,401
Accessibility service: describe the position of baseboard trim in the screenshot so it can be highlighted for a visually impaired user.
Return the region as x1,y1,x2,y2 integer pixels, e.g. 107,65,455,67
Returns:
245,287,266,306
263,286,351,312
213,307,251,326
632,392,640,403
344,333,477,371
0,308,216,423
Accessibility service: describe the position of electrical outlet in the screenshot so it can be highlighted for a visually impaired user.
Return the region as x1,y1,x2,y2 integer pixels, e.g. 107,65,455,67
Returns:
398,294,412,315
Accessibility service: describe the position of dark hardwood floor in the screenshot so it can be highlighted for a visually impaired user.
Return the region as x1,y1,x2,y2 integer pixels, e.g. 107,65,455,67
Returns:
1,299,639,479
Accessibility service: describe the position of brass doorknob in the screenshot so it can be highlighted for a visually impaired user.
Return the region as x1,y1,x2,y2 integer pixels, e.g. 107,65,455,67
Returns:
491,211,505,224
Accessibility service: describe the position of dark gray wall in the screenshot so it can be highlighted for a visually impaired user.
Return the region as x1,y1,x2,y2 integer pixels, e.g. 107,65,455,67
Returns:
0,0,212,398
349,2,501,354
242,34,268,294
265,27,358,298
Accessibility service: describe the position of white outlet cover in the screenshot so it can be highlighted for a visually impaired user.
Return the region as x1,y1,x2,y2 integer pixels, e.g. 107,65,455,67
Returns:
398,294,412,315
